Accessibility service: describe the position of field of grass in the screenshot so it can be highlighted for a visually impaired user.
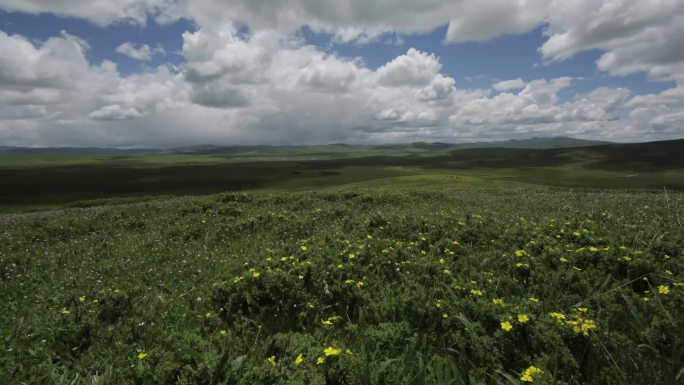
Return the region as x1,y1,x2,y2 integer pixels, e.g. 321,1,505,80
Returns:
1,189,683,384
1,139,683,213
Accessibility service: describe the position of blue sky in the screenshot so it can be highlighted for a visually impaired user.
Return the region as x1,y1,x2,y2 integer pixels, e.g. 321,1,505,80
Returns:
0,1,682,147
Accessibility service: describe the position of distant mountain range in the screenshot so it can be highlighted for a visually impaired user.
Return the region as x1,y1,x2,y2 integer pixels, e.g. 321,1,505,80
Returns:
0,136,612,156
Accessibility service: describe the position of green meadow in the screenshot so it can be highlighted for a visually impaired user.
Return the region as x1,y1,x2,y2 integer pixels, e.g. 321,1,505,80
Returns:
1,138,683,213
1,139,683,384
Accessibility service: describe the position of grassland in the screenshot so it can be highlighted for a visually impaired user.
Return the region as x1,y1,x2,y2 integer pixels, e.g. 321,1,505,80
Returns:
1,138,683,384
1,139,683,213
1,189,683,384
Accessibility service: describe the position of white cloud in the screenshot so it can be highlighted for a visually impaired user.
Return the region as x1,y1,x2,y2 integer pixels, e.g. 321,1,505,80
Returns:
493,78,526,92
0,0,179,26
0,1,683,146
116,42,164,61
375,48,442,87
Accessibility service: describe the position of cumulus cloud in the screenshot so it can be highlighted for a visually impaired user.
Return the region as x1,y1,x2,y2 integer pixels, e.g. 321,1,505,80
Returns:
116,42,164,61
493,78,526,92
0,1,683,146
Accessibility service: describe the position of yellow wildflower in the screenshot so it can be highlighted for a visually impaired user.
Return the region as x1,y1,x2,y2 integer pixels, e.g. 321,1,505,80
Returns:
316,357,325,365
79,296,86,303
470,289,484,296
501,321,513,332
295,353,304,366
549,312,566,322
492,298,505,306
520,366,543,382
658,285,670,294
137,352,148,360
323,346,342,356
252,271,260,278
517,314,529,324
267,356,276,366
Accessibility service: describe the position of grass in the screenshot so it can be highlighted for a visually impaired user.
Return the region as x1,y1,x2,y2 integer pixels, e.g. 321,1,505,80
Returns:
1,188,683,384
1,139,683,213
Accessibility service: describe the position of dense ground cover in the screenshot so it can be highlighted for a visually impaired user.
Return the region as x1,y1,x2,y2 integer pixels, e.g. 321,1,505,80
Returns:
1,189,682,384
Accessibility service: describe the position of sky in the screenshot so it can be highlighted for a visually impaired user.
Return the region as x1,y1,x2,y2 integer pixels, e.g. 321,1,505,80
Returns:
0,1,683,148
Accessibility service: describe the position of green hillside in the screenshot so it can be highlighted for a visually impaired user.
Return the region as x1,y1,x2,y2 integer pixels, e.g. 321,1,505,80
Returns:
1,189,682,385
0,139,682,212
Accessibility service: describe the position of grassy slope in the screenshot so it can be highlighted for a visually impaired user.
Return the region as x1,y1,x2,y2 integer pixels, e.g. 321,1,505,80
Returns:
0,139,682,212
1,189,682,384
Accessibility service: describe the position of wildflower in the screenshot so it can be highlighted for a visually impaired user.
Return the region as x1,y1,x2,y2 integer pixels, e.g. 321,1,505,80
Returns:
549,312,566,322
575,307,588,313
295,353,304,366
137,352,148,360
219,330,227,336
658,285,670,295
252,271,261,278
348,253,356,259
515,263,529,269
316,357,325,365
323,346,342,356
470,289,484,296
300,246,308,251
435,300,442,308
579,319,596,336
492,298,505,306
337,264,344,269
443,269,451,275
572,231,580,237
559,257,568,263
520,366,543,382
79,296,86,303
442,313,449,319
298,275,304,280
321,319,333,326
501,321,513,332
356,281,364,288
528,297,540,303
517,314,529,324
514,250,526,258
345,279,355,285
233,276,244,283
267,356,276,366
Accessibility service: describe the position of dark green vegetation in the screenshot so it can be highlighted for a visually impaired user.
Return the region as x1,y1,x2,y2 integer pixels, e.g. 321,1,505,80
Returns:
1,189,682,384
1,138,683,213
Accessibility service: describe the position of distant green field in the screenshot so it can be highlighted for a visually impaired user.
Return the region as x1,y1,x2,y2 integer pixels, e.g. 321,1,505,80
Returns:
0,139,682,212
